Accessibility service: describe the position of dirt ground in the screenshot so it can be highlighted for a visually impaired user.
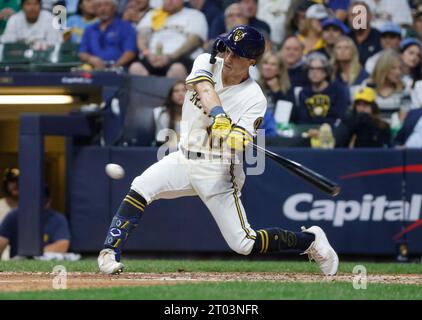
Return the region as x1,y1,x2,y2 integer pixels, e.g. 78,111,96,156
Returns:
0,272,421,292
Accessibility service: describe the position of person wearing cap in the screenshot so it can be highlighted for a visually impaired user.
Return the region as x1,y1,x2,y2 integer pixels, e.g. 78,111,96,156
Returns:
1,0,63,46
333,86,391,147
297,3,329,55
292,52,349,125
97,25,339,277
365,22,402,74
400,38,422,90
0,186,71,260
319,17,350,58
348,1,382,66
79,0,137,70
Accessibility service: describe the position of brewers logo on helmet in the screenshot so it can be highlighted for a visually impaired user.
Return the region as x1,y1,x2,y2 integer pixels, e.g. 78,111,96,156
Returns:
217,25,265,60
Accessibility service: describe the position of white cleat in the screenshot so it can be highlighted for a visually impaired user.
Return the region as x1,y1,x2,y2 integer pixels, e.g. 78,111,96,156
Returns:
98,249,124,274
301,226,339,276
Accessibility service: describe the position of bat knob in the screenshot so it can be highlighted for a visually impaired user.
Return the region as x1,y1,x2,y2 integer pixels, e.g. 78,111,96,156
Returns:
331,186,341,197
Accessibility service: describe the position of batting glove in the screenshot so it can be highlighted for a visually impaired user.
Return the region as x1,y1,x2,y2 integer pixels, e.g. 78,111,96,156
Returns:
210,106,232,139
226,127,253,152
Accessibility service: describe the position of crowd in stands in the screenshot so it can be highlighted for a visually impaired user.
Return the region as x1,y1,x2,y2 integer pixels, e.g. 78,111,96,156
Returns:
1,0,422,149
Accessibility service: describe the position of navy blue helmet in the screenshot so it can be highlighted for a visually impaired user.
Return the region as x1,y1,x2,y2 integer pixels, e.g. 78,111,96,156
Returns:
210,25,265,63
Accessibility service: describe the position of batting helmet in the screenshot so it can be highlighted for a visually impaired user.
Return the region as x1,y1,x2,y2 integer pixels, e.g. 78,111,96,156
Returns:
215,25,265,60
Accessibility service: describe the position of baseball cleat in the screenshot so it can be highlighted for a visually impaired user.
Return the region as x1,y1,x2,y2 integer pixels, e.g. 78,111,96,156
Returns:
301,226,339,276
98,249,124,274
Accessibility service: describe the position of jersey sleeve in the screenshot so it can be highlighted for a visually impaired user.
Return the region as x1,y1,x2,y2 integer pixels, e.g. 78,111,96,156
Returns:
234,96,267,142
185,53,215,89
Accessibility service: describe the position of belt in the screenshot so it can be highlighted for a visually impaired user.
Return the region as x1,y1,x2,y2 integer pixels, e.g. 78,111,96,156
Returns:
180,146,224,160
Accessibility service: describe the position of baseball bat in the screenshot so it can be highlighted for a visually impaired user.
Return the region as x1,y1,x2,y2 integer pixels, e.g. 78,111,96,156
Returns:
251,143,341,197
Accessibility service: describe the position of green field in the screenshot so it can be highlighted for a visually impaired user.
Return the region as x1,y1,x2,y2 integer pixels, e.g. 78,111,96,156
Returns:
0,258,421,300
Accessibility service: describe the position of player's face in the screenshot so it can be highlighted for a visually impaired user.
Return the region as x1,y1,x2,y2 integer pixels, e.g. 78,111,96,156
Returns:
222,47,254,77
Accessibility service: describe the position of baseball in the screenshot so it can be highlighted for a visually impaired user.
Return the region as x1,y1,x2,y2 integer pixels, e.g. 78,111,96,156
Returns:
105,163,125,180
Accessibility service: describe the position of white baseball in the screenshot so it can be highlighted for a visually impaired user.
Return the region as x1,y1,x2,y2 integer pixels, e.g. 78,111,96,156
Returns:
105,163,125,180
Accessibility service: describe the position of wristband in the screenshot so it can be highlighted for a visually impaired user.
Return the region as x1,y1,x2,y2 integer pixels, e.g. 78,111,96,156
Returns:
210,106,225,118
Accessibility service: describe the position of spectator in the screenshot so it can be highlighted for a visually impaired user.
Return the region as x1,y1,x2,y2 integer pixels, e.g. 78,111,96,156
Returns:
298,4,329,55
320,18,350,58
365,22,402,75
239,0,271,39
285,0,314,38
325,0,350,22
122,0,151,27
292,52,349,125
332,36,369,99
368,49,411,124
0,187,71,259
0,168,19,223
406,4,422,41
209,0,271,47
153,80,186,148
358,0,413,30
394,108,422,148
280,36,309,88
129,0,207,79
348,1,382,66
79,0,137,70
207,3,248,51
257,52,294,137
0,0,20,36
0,168,19,261
1,0,63,47
256,0,292,45
65,0,98,43
333,86,391,148
188,0,222,36
400,38,422,91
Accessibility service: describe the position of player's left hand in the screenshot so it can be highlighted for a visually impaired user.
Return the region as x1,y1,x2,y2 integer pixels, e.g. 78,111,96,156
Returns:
226,128,252,152
211,114,232,139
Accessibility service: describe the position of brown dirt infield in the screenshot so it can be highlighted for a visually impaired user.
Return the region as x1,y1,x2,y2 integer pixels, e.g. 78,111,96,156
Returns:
0,272,421,292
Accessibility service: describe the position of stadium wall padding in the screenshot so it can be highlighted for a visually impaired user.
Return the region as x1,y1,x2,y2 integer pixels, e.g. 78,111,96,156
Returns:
69,147,422,255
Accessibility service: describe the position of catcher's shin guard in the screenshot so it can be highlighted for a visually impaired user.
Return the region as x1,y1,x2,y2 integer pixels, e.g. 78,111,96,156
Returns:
104,189,147,261
252,228,315,254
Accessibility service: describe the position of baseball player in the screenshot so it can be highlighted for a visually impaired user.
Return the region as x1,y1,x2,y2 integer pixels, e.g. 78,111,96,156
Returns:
98,26,339,276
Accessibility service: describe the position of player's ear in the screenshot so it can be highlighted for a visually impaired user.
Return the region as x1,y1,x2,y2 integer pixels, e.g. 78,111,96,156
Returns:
250,59,257,67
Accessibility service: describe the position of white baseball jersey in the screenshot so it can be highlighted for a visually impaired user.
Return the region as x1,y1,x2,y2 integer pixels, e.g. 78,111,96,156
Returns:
180,53,267,158
131,53,267,255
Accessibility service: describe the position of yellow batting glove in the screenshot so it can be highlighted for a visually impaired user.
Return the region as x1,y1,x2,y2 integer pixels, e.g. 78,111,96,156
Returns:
226,126,253,152
210,106,232,139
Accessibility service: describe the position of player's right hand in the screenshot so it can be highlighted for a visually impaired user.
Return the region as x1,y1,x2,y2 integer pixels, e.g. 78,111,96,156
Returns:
211,114,232,139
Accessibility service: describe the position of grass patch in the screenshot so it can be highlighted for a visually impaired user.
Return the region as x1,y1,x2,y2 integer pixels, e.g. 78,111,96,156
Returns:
0,258,421,275
0,281,421,300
